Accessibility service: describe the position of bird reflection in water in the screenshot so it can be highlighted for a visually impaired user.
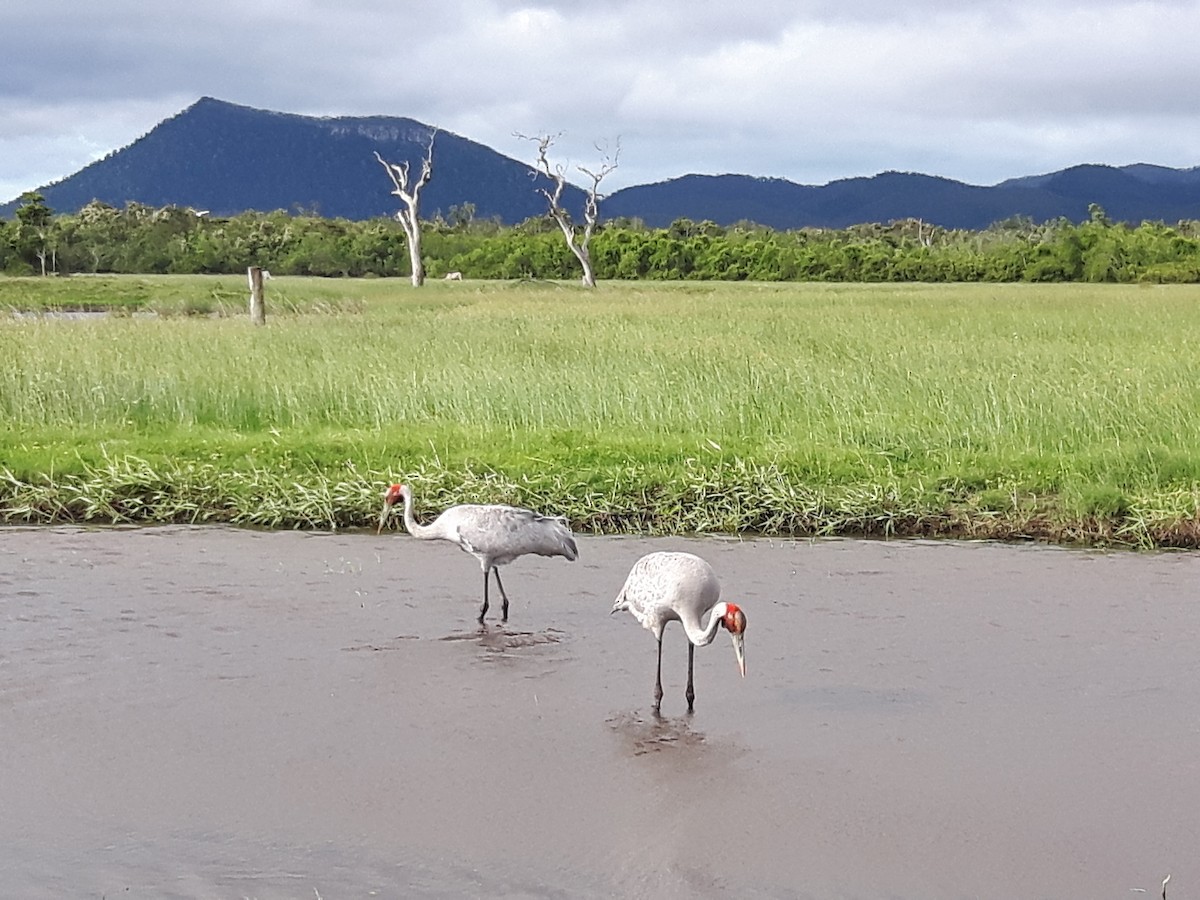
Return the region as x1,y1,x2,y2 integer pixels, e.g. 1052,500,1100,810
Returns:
439,626,566,655
606,709,709,757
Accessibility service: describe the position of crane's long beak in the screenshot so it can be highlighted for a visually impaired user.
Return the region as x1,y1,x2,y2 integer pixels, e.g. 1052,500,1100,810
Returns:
377,499,394,534
732,632,746,678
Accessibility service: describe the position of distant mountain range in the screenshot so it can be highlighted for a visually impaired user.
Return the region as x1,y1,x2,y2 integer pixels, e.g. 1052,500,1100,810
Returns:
605,167,1200,230
4,97,1200,230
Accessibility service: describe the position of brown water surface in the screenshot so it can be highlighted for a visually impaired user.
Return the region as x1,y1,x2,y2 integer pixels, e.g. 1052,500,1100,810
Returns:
2,527,1199,898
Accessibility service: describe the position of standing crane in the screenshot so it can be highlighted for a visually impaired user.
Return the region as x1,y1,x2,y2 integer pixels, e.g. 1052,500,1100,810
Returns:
611,551,747,712
377,483,578,624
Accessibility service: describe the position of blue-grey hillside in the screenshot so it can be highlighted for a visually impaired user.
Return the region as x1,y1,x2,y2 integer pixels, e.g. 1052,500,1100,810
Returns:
0,97,584,223
602,167,1200,231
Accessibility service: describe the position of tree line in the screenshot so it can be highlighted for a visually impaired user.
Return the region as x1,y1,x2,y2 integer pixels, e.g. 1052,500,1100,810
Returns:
4,193,1199,284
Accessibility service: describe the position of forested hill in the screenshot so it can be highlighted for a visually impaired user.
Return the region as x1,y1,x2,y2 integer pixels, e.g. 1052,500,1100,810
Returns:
3,97,1200,228
0,97,585,224
602,167,1200,231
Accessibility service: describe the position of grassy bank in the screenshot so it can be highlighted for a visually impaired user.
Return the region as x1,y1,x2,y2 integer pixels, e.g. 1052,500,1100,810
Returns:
3,275,1200,546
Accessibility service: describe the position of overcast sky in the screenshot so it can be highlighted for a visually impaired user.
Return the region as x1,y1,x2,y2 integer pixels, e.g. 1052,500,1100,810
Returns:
3,0,1199,204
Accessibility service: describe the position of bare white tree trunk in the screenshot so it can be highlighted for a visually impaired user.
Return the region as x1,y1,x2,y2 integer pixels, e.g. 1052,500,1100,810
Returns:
35,229,50,276
519,133,619,288
375,129,437,287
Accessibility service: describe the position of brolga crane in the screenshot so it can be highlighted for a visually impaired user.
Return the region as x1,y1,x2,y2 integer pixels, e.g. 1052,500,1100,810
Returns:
377,483,578,624
611,551,747,712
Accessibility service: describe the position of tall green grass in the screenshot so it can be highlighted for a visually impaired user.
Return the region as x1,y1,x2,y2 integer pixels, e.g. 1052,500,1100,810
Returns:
3,275,1200,544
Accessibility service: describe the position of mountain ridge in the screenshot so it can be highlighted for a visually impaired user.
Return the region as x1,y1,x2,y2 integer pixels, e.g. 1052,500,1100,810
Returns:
4,97,1199,230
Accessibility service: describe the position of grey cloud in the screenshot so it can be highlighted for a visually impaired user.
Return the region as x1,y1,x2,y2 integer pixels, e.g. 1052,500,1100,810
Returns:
1,0,1198,202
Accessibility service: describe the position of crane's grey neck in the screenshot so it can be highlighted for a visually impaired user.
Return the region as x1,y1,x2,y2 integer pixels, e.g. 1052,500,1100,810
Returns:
681,601,727,647
400,489,439,540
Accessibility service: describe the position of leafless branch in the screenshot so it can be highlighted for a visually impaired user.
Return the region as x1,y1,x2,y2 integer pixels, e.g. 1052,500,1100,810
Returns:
516,131,619,287
374,129,436,206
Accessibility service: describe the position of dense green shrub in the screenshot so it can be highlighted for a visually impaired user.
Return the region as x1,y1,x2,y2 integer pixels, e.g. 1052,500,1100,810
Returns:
6,193,1199,283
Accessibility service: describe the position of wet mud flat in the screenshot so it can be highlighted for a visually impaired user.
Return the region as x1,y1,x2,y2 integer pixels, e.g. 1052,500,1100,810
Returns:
2,526,1200,899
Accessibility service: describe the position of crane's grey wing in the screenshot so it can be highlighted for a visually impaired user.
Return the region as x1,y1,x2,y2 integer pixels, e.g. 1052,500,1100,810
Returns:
611,552,683,635
615,551,721,632
454,504,577,562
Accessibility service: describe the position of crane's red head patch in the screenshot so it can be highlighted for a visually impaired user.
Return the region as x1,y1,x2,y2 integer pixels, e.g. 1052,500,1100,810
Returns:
383,483,404,505
723,603,747,634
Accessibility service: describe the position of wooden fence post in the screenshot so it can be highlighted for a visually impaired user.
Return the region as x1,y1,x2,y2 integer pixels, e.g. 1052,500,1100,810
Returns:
247,266,266,325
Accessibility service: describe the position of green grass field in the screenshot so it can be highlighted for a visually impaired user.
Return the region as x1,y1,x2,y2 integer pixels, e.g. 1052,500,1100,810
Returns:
3,274,1199,545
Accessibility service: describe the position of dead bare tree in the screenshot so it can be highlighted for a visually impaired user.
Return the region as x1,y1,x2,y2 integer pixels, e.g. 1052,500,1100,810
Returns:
374,128,437,287
519,132,619,288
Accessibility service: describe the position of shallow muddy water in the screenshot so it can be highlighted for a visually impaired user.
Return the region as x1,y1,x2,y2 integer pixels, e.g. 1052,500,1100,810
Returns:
3,526,1200,899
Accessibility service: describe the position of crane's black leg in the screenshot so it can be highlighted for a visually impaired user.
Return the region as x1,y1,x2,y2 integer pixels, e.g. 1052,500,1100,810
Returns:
478,570,490,624
493,568,511,623
653,636,664,712
686,641,696,712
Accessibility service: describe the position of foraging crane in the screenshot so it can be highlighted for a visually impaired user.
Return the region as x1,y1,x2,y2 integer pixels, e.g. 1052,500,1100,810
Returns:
377,483,578,624
611,551,747,712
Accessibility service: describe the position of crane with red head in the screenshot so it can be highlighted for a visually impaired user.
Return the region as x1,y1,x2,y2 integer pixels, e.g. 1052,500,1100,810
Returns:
611,551,747,713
